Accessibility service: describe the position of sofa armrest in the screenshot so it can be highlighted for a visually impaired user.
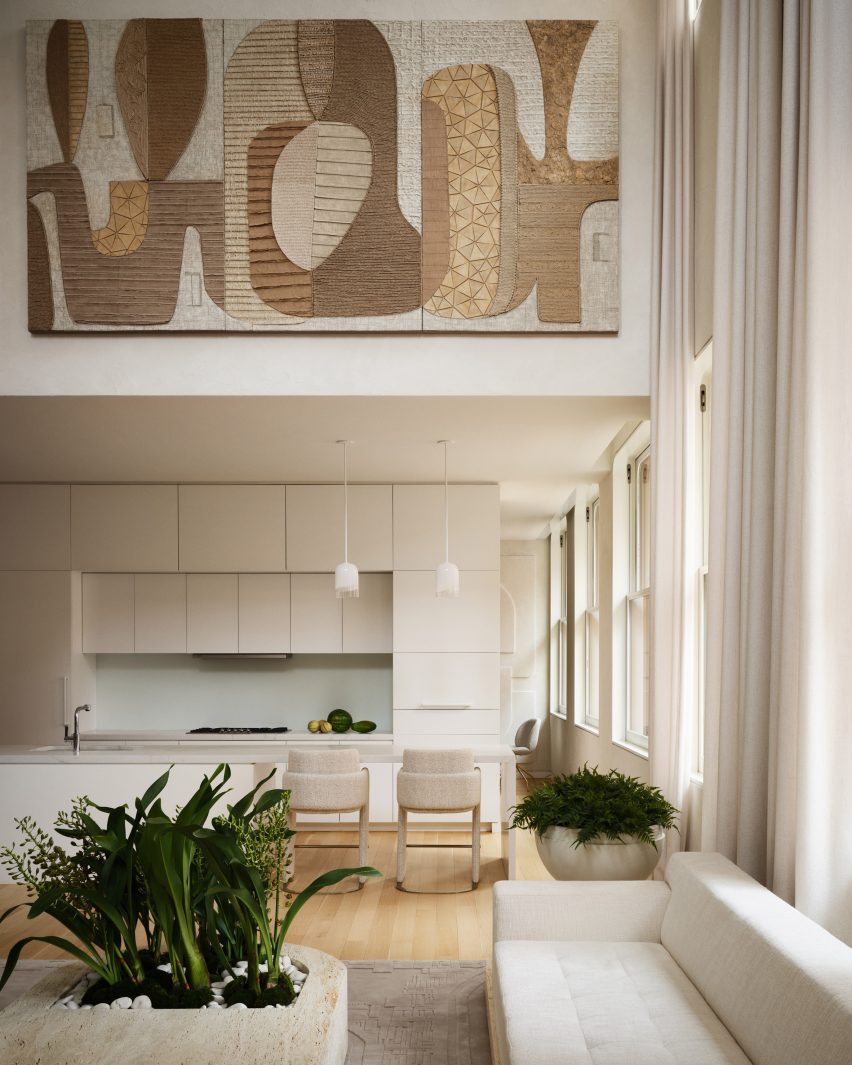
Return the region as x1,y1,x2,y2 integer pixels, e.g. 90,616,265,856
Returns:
493,880,671,944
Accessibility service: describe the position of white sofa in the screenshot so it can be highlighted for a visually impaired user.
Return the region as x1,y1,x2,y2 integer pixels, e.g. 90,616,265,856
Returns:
492,852,852,1065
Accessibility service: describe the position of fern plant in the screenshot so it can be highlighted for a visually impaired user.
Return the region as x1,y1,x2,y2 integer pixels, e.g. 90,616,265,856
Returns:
510,765,678,847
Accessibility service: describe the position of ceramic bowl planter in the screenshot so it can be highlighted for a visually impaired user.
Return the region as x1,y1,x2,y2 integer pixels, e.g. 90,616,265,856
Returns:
535,826,666,880
0,945,347,1065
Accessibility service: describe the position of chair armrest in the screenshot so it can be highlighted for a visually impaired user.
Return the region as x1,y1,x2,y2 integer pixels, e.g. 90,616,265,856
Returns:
493,880,671,944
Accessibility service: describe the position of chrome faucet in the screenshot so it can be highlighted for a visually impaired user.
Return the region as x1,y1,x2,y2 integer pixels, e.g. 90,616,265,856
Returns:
64,704,91,756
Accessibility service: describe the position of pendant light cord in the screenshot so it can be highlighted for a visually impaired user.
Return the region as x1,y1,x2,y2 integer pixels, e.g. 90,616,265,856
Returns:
444,441,449,564
343,441,349,564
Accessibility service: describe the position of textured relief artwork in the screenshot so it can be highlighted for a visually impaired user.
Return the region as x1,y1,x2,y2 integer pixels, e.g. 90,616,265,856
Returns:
26,19,619,333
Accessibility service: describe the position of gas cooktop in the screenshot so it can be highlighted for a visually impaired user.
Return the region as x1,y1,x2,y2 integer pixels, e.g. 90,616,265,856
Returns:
187,726,290,735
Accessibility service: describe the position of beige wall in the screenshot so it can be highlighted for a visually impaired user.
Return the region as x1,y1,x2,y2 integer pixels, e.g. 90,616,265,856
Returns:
693,0,721,355
1,0,657,397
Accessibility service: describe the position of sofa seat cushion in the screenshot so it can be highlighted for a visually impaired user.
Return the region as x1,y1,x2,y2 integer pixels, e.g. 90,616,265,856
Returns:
493,940,751,1065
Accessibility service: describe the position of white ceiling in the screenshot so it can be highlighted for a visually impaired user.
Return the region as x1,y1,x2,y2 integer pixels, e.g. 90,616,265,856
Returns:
0,396,648,538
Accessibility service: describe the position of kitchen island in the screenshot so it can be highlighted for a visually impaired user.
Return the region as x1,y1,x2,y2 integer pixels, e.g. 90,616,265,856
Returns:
0,739,516,878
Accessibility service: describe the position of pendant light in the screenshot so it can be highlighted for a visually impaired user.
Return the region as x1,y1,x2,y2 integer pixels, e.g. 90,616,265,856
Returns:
335,440,359,598
436,440,460,598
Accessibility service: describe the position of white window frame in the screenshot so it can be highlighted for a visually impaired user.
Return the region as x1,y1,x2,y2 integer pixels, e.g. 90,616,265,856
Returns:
556,522,569,719
693,343,713,776
612,422,651,758
583,496,601,730
625,444,651,750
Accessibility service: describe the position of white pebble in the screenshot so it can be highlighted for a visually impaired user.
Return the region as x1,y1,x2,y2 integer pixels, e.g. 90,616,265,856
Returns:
229,1001,248,1010
66,1001,79,1010
279,956,290,968
222,973,234,984
111,997,132,1010
80,1004,92,1010
93,1002,110,1011
156,963,172,974
207,1001,222,1009
53,1002,68,1010
131,995,152,1010
237,959,247,966
294,985,301,994
211,981,227,991
258,963,268,973
264,1004,275,1009
275,1003,285,1009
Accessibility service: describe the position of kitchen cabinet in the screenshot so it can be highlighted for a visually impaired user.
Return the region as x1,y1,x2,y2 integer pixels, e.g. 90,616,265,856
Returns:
186,574,238,653
82,573,134,653
285,485,393,572
393,570,500,653
238,574,291,653
0,485,70,570
392,652,500,709
134,574,187,653
290,574,342,653
0,571,73,745
342,572,392,652
393,484,500,571
392,707,499,738
178,486,287,572
72,485,178,572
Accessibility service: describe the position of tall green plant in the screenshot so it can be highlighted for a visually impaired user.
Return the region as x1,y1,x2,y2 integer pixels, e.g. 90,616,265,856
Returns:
510,765,678,846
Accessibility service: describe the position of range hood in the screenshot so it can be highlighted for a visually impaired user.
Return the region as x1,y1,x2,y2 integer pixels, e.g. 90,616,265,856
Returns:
191,653,292,660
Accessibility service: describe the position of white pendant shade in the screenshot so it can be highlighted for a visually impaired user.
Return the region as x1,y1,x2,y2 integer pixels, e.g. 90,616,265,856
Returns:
436,440,460,598
436,560,460,598
335,560,359,598
335,440,359,599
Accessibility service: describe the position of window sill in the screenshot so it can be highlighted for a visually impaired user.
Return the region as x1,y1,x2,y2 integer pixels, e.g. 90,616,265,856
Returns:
574,720,600,737
550,708,568,721
613,738,649,760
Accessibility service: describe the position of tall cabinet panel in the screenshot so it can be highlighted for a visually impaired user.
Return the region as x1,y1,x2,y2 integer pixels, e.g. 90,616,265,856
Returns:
0,572,72,745
393,485,500,570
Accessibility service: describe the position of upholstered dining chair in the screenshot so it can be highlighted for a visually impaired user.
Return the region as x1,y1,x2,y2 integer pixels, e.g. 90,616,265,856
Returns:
395,748,481,893
282,747,370,891
513,718,541,790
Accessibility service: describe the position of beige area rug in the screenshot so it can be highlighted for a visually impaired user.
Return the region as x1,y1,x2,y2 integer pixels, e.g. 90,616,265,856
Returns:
1,959,492,1065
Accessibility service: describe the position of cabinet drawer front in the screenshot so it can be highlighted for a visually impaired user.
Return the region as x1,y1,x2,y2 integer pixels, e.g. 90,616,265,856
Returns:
238,574,290,653
82,573,134,653
393,652,499,709
393,707,499,736
186,574,238,653
393,571,500,652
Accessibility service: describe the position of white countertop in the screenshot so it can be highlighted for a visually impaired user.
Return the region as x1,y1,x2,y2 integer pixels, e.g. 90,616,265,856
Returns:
0,736,514,765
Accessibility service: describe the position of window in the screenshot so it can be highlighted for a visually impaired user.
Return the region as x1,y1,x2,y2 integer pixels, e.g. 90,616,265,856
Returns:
556,523,569,718
584,497,600,729
694,346,712,776
626,446,651,749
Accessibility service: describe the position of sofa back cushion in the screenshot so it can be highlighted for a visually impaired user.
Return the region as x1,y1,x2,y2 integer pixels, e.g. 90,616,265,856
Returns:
662,852,852,1065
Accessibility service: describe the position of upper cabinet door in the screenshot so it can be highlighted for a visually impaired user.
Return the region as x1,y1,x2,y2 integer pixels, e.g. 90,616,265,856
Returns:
82,573,134,653
286,485,393,572
393,570,500,653
290,574,342,653
186,574,238,653
239,574,291,653
179,486,287,572
0,485,71,570
342,572,392,653
72,486,178,572
393,485,500,570
134,574,187,654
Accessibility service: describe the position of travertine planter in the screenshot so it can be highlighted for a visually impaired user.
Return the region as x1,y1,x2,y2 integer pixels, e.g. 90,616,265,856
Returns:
0,944,347,1065
536,827,666,880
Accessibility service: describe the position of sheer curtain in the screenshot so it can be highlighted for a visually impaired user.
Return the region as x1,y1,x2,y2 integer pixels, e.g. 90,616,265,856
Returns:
702,0,852,944
649,0,695,862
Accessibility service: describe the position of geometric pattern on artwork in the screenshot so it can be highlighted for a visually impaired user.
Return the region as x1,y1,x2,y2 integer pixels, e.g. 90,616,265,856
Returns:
26,17,620,333
91,180,149,255
422,65,501,319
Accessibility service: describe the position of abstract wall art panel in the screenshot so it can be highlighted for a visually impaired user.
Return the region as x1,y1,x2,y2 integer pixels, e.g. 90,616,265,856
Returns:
26,19,619,333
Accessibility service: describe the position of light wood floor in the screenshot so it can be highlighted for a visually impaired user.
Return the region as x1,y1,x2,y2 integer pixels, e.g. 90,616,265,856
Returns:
0,776,551,963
